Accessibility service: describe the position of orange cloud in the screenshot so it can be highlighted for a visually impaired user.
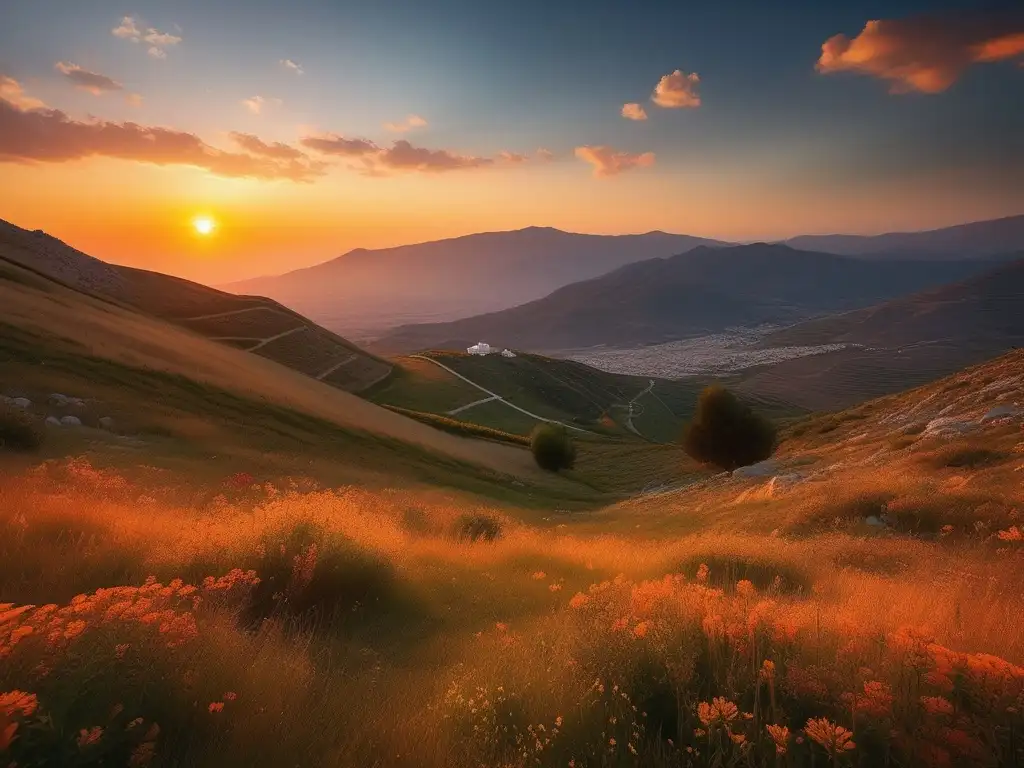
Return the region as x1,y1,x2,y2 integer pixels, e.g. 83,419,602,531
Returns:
652,70,701,108
817,12,1024,93
498,150,529,164
229,132,305,160
574,145,655,178
55,62,123,95
302,133,493,174
300,134,379,156
621,102,648,121
535,148,555,162
0,82,324,182
0,76,45,110
111,15,182,59
382,114,427,132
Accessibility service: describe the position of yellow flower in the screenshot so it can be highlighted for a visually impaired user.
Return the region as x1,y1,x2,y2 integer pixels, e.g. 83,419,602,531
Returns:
697,697,739,727
766,724,790,754
805,718,855,754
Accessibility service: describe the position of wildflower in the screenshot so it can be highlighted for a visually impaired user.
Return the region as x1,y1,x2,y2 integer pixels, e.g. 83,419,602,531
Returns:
940,524,954,536
766,724,790,755
696,563,710,583
208,702,224,713
531,571,546,580
760,659,776,681
64,619,87,639
223,692,238,701
921,696,955,716
633,621,651,639
998,526,1024,542
126,718,144,730
697,697,739,727
569,593,590,609
693,728,706,737
609,737,616,747
731,733,746,744
854,681,894,718
736,580,755,598
805,718,855,755
555,716,563,727
77,726,104,748
548,583,563,592
0,691,37,718
495,622,508,632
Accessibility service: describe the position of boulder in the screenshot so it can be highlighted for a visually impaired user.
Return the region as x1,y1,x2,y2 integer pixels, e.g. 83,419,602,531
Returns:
732,459,779,479
45,416,62,427
98,416,115,430
49,393,69,407
9,397,31,409
980,405,1021,424
59,415,82,427
924,417,976,437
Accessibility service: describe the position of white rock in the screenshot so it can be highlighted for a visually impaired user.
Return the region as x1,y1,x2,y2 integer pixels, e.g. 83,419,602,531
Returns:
732,459,779,479
59,415,82,427
98,416,115,430
865,515,887,528
9,397,31,409
69,397,86,408
980,405,1022,423
45,416,62,427
49,393,69,407
924,417,976,437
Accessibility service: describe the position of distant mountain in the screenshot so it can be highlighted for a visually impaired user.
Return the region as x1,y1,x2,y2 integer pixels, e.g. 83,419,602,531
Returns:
0,219,391,393
737,257,1024,411
371,243,1002,354
785,214,1024,260
221,227,727,338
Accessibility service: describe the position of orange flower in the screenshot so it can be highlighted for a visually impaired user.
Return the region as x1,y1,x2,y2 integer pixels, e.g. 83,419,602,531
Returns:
0,690,37,717
77,726,104,748
805,718,855,755
921,696,955,717
223,692,238,701
531,571,547,580
736,580,755,598
760,659,776,681
548,583,563,592
633,621,651,639
568,593,590,609
208,702,224,713
696,564,710,583
697,697,738,727
766,724,790,755
494,622,508,632
998,526,1024,542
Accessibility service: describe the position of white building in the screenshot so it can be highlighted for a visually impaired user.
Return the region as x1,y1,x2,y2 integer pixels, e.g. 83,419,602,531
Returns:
501,349,516,358
467,342,492,356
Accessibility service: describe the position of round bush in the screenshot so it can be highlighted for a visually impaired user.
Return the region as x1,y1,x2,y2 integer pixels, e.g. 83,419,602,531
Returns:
681,386,776,471
530,424,576,472
0,403,44,452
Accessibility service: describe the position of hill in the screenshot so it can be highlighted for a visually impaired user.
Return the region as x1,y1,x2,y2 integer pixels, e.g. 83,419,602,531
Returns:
367,350,801,444
372,243,998,354
0,219,392,393
221,227,726,338
733,257,1024,411
785,213,1024,259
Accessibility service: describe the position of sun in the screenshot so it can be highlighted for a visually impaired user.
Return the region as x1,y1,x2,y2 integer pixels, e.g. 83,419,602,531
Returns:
192,215,216,236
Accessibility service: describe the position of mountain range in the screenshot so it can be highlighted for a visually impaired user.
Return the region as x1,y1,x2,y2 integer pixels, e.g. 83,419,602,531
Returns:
369,243,1007,354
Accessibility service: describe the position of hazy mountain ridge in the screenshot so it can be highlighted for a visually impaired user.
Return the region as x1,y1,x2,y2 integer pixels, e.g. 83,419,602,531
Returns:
371,243,1005,354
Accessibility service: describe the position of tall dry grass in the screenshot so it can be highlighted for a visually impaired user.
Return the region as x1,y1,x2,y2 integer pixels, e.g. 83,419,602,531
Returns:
2,451,1024,766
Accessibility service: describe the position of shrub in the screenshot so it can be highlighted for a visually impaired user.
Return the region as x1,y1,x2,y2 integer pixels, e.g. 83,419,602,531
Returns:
530,424,576,472
453,513,502,542
680,386,776,471
0,403,43,452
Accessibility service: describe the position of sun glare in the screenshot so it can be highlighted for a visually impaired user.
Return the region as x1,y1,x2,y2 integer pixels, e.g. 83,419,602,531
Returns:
192,216,216,236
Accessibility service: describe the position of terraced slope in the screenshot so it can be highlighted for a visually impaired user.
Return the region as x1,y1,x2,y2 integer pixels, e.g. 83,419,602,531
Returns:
0,219,391,393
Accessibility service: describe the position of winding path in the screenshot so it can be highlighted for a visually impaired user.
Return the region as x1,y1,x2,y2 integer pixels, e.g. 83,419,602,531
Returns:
409,354,595,434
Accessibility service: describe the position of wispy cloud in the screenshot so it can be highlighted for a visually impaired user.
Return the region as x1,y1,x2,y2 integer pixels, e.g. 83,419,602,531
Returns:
0,76,45,110
817,12,1024,93
300,134,379,156
382,114,428,133
280,58,304,75
621,102,648,121
242,96,266,114
0,80,324,182
301,133,493,174
55,62,123,95
651,70,701,108
498,150,529,164
111,15,182,59
229,132,305,161
535,148,556,162
574,145,655,178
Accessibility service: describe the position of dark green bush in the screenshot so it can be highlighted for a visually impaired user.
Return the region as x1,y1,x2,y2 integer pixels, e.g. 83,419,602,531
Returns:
680,386,776,471
454,514,502,542
530,424,576,472
0,403,43,451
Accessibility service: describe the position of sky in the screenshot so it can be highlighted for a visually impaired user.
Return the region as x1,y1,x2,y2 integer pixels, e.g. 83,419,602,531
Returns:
1,0,1022,284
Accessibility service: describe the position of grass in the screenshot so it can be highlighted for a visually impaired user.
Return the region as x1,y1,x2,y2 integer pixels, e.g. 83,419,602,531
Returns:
381,405,531,447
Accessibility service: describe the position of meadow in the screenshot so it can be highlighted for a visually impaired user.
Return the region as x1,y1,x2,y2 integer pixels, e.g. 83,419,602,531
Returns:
3,352,1024,767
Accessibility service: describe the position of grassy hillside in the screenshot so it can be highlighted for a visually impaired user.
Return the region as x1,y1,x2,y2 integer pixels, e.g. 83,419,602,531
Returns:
3,346,1023,767
0,220,392,393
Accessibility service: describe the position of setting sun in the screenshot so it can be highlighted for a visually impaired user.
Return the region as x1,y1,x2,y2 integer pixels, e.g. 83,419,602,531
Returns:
192,216,216,236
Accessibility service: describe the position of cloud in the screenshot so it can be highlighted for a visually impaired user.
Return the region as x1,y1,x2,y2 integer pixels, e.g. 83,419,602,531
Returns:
621,102,648,121
111,16,140,39
301,134,492,174
651,70,701,108
535,147,555,162
0,83,324,182
574,145,655,178
112,15,181,58
382,114,428,133
280,59,304,75
300,134,379,156
817,12,1024,93
498,150,529,164
55,62,123,95
229,132,304,160
126,93,143,107
242,96,266,114
0,76,46,110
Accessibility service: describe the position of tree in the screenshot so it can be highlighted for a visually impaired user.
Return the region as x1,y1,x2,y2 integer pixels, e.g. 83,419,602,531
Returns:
530,423,576,472
681,386,776,471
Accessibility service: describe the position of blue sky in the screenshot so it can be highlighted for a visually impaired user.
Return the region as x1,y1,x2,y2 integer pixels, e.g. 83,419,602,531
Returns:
0,0,1022,281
